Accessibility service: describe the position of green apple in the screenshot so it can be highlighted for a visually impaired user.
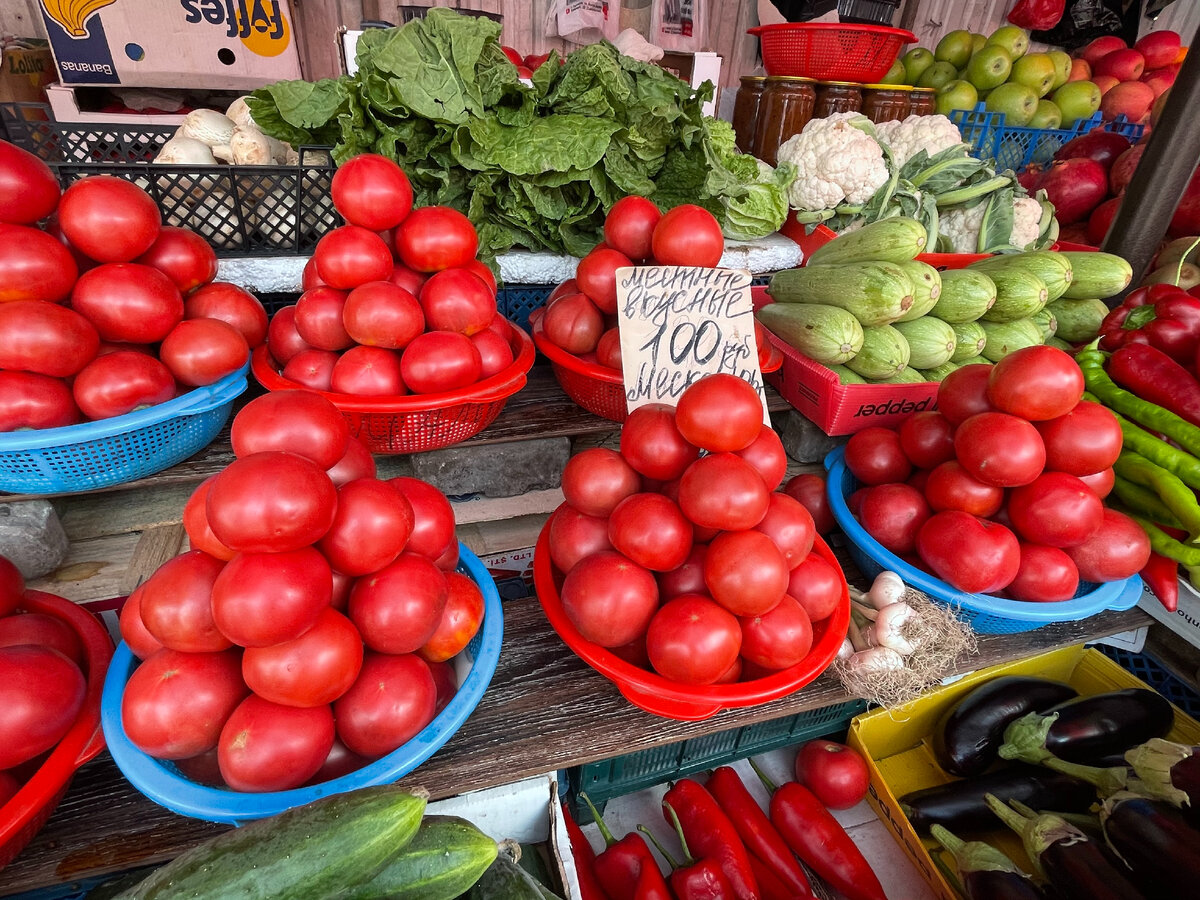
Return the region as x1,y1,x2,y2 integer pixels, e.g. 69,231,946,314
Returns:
935,30,975,69
918,60,959,91
965,45,1013,92
986,25,1030,60
1052,79,1102,125
1011,52,1058,98
1048,50,1073,89
1028,98,1062,128
935,79,979,116
971,33,988,54
986,81,1039,126
881,58,906,84
902,47,936,85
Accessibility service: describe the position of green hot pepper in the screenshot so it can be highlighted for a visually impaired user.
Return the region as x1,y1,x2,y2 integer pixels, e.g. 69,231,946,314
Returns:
1089,399,1200,492
1111,474,1184,530
1121,513,1200,567
1113,452,1200,536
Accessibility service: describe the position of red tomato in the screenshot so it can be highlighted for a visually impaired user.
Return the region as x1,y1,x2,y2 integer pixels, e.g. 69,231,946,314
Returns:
548,504,613,573
739,594,813,671
394,207,479,273
604,196,661,261
753,493,816,568
916,511,1021,594
295,286,353,351
138,550,230,653
118,586,162,661
389,477,456,560
461,259,497,295
925,460,1004,517
547,279,579,306
735,425,788,491
1035,401,1123,476
560,551,658,647
211,547,332,647
471,329,514,378
899,411,956,469
0,772,19,806
645,593,741,684
335,652,437,757
0,301,97,377
794,740,870,809
266,305,313,366
0,371,80,430
184,282,268,348
231,390,349,469
651,205,723,267
938,364,996,425
388,261,427,295
206,451,338,553
987,346,1083,421
401,331,482,393
1008,543,1080,602
786,553,844,622
0,555,23,617
562,447,641,517
0,612,84,668
327,437,376,486
0,224,78,303
675,374,764,453
331,153,413,231
242,608,364,708
658,543,708,599
704,530,789,616
160,318,249,386
302,256,328,291
71,263,183,343
1078,467,1115,498
417,571,485,663
314,226,393,290
349,552,448,654
678,453,770,531
283,349,338,390
319,478,414,576
121,647,247,759
0,644,83,770
0,141,60,225
331,346,406,395
342,281,424,349
434,541,460,571
608,493,693,572
57,175,160,262
955,412,1046,487
307,739,370,785
1008,472,1104,548
135,226,218,294
420,268,497,336
844,427,912,485
543,292,603,354
859,483,931,555
217,695,335,792
1064,508,1150,583
72,351,174,419
596,327,622,369
182,477,235,560
783,474,835,536
575,247,633,315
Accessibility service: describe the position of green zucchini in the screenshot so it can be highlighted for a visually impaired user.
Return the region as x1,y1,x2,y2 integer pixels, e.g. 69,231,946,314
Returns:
805,217,928,266
1059,251,1133,299
114,785,428,900
970,250,1073,302
828,364,867,384
342,816,498,900
767,263,915,326
894,317,957,369
846,325,910,380
877,367,927,384
980,319,1044,362
756,303,864,365
894,260,943,322
1045,297,1109,342
979,268,1048,323
930,269,997,323
919,361,961,382
1031,306,1058,340
465,841,564,900
955,355,992,367
1045,336,1074,351
949,321,987,362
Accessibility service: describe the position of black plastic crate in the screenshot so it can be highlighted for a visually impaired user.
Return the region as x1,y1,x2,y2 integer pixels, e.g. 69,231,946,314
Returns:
1097,644,1200,720
837,0,900,25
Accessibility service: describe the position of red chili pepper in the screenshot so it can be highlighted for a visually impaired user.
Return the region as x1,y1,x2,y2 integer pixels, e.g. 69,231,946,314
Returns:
641,808,737,900
663,778,761,900
1141,551,1179,613
706,766,813,898
750,760,887,900
748,855,802,900
1108,343,1200,428
580,793,672,900
562,801,612,900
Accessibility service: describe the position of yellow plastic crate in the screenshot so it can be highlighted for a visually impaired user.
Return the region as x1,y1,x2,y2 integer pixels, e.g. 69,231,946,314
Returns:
847,645,1200,900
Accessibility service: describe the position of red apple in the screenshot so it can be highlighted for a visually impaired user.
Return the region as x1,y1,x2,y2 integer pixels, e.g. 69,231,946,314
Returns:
1101,80,1155,121
1067,58,1092,82
1094,48,1145,81
1081,35,1127,66
1141,67,1177,99
1092,74,1120,95
1135,30,1182,69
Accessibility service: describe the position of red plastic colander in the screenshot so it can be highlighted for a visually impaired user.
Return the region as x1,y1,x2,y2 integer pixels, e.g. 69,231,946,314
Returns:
748,23,916,82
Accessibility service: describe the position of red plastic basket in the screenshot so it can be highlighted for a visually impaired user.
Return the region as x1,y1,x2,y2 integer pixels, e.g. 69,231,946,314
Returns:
251,325,535,454
748,23,915,82
0,590,114,870
533,516,850,721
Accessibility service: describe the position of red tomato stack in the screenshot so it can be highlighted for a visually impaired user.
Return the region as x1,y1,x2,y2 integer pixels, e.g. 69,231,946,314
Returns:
118,391,484,793
843,346,1149,600
266,154,516,396
0,141,264,432
546,373,843,685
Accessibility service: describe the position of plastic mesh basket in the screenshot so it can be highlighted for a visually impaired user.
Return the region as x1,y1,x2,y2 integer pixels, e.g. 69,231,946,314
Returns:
496,284,556,332
0,364,248,495
748,23,915,82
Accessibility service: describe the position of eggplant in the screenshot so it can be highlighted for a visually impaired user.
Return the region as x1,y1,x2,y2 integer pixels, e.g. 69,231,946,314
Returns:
1124,738,1200,826
1101,792,1200,898
931,825,1046,900
900,766,1096,834
999,689,1174,765
936,676,1080,777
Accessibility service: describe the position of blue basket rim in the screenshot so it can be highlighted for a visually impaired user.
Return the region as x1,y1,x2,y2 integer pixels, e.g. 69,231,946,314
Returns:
824,446,1141,621
99,543,504,824
0,361,250,452
949,102,1144,139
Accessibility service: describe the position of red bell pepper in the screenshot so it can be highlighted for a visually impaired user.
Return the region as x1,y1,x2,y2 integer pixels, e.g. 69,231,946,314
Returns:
663,778,761,900
641,809,738,900
562,801,612,900
1007,0,1064,30
581,793,672,900
1100,284,1200,362
1141,551,1180,613
1108,343,1200,428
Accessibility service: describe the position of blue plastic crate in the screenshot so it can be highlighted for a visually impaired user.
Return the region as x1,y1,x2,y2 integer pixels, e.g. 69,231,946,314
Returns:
497,284,556,332
1098,645,1200,721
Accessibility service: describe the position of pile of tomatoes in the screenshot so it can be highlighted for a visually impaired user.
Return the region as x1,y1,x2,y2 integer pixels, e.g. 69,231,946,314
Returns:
843,346,1149,601
266,154,518,397
0,141,264,431
117,391,483,793
545,373,844,685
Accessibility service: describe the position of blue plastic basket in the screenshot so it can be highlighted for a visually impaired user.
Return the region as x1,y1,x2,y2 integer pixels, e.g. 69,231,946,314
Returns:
949,103,1145,173
0,363,249,495
99,543,504,825
824,446,1143,634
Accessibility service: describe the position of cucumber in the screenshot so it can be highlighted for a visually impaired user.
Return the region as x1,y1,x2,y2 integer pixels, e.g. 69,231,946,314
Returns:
828,364,867,384
971,250,1073,302
1045,297,1109,343
979,268,1048,323
894,260,943,322
931,269,997,323
465,842,564,900
949,321,987,362
343,817,498,900
980,319,1044,362
756,303,864,365
767,263,915,326
1031,306,1058,340
878,367,927,384
114,785,427,900
919,361,961,382
894,317,956,369
1059,251,1133,299
805,217,928,266
846,325,910,380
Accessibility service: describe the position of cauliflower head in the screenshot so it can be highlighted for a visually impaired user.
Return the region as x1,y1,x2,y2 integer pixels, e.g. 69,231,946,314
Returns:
940,195,1045,254
878,114,966,168
776,112,889,212
1011,197,1042,250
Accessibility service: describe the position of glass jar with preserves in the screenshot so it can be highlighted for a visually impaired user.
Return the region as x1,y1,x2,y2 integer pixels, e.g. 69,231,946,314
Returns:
814,81,863,118
753,76,816,166
862,84,913,124
732,76,766,154
910,87,937,117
